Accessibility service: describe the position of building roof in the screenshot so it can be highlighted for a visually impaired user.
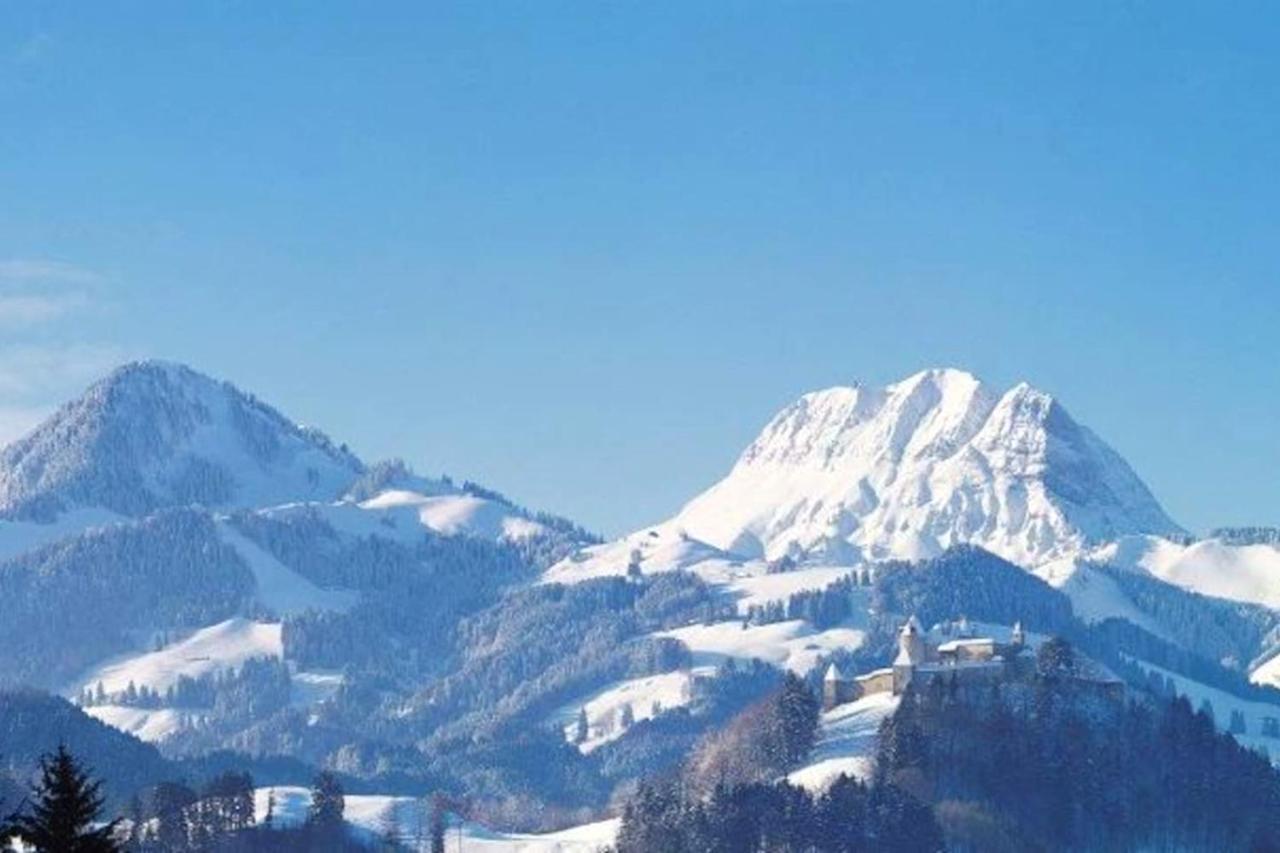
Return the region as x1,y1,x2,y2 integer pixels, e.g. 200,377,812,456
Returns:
824,663,845,682
937,638,998,653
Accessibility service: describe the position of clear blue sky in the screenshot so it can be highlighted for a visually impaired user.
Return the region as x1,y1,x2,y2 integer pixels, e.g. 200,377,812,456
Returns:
2,3,1277,535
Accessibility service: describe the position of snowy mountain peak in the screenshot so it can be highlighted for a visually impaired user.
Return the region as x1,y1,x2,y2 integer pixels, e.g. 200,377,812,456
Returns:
671,368,1183,567
0,360,364,521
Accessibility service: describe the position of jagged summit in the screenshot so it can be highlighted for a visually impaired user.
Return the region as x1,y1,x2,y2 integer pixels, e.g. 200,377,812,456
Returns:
669,367,1183,567
0,360,364,521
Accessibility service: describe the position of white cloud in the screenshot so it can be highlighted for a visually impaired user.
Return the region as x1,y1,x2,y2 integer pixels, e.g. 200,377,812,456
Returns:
0,343,130,398
0,405,51,447
0,258,101,328
0,259,125,430
0,259,103,287
0,293,88,328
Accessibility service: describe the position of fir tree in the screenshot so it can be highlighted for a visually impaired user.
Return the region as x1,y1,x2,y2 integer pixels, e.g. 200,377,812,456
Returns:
429,792,447,853
13,745,119,853
307,771,345,834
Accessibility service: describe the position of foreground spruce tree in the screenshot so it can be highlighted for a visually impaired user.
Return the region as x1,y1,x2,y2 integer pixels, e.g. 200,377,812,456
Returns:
14,745,118,853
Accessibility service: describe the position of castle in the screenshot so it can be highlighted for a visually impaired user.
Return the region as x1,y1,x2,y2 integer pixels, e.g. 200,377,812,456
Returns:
823,616,1035,710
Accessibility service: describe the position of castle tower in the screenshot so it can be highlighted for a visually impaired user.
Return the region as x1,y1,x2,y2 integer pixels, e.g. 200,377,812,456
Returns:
1011,620,1025,647
822,663,847,710
892,616,926,694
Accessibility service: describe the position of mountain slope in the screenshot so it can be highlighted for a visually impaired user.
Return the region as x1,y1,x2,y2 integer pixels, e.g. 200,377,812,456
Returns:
0,360,363,522
668,368,1182,567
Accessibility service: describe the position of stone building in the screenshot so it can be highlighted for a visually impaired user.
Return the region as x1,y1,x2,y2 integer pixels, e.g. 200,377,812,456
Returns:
822,616,1045,711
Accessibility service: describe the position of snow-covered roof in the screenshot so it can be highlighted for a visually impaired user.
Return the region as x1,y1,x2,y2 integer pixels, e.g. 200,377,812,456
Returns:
824,663,845,682
917,660,1005,673
937,637,997,653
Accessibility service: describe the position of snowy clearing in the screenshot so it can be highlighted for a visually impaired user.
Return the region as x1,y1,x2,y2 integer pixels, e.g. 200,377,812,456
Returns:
360,489,547,541
253,787,618,851
656,619,865,675
1132,659,1280,760
70,617,282,697
0,507,125,561
550,670,694,753
1097,535,1280,610
788,692,899,792
82,705,200,742
542,522,745,585
725,566,860,613
1034,558,1169,638
219,522,357,615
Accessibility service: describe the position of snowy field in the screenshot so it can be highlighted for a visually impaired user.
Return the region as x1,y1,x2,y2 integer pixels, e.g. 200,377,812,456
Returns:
788,692,899,792
82,705,199,742
0,507,125,561
1096,535,1280,610
542,523,744,585
253,787,618,852
69,618,341,742
550,671,694,752
72,618,282,697
656,619,865,675
1134,659,1280,760
1034,559,1170,638
724,566,860,613
358,489,547,541
218,523,357,614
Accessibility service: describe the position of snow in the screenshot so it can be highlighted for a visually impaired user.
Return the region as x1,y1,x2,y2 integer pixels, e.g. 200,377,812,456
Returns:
0,507,126,561
359,489,547,541
82,705,197,742
543,522,738,585
70,617,282,697
1034,558,1170,638
82,669,338,744
0,361,363,521
1251,652,1280,690
291,670,344,706
787,692,899,791
660,369,1181,569
443,818,620,853
254,487,551,553
219,522,357,615
656,619,865,675
1131,659,1280,760
725,566,860,613
551,671,694,753
1097,535,1280,610
253,787,619,851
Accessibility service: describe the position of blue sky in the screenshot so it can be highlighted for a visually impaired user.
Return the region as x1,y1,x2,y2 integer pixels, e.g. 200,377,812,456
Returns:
1,3,1277,535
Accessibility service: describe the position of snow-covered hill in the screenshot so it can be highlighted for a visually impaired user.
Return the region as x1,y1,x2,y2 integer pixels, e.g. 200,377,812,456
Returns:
0,361,364,523
253,787,619,852
1095,534,1280,610
666,368,1182,568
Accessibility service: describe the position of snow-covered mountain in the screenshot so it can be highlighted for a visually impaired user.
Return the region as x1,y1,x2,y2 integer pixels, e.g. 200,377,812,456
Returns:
0,361,364,522
668,368,1183,567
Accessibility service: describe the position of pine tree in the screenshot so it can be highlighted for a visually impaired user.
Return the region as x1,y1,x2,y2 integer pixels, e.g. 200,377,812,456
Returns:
13,745,119,853
574,707,589,744
429,793,447,853
307,771,345,833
